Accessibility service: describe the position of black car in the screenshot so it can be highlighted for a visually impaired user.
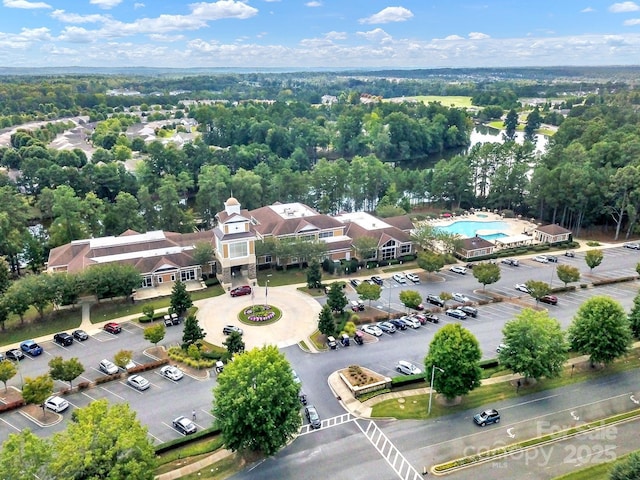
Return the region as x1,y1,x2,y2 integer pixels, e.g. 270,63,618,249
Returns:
73,329,89,341
53,332,74,347
445,308,467,319
460,306,478,318
349,279,361,288
388,318,408,330
5,349,24,361
426,295,445,307
423,313,440,323
173,416,197,435
370,276,384,286
546,255,558,263
474,409,501,426
305,405,321,429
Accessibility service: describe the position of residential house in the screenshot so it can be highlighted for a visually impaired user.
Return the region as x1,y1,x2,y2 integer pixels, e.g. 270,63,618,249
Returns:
534,224,572,244
456,235,496,260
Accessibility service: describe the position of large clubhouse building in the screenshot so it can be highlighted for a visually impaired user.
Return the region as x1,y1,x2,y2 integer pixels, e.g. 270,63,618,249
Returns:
47,198,416,290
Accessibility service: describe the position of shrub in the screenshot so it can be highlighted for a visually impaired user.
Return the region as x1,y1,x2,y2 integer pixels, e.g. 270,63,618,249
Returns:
95,373,122,385
77,381,90,390
586,241,601,246
127,359,169,373
0,400,25,412
391,374,427,387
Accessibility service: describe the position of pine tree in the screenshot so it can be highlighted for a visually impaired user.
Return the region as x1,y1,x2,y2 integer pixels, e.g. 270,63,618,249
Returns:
182,314,205,349
170,280,193,316
318,304,336,337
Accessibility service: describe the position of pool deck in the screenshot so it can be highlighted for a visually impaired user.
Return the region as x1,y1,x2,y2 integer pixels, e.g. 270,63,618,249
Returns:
420,212,538,239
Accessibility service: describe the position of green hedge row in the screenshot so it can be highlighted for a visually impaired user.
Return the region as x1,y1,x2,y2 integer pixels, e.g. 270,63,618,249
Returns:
154,425,222,454
391,374,427,387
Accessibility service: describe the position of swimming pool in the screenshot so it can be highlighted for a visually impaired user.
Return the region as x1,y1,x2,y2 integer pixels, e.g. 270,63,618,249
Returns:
436,220,509,240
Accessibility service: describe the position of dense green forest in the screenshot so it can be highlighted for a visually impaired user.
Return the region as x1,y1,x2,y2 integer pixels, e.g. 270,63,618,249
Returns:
0,70,639,278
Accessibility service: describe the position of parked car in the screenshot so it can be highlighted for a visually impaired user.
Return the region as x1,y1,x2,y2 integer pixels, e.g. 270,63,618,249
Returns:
353,330,365,345
388,318,408,330
364,279,376,285
99,359,118,375
350,278,361,288
230,285,252,297
361,324,383,337
305,405,321,429
450,265,467,275
173,416,197,435
370,275,384,286
452,293,470,303
327,335,337,349
72,329,89,341
350,300,365,312
515,284,530,294
103,322,122,334
222,325,243,336
377,321,397,334
127,374,150,391
445,308,467,320
20,340,43,356
414,303,425,311
426,295,445,307
164,313,181,326
412,313,428,325
474,409,501,426
5,349,24,361
405,273,420,283
460,306,478,318
396,360,422,375
392,273,406,284
565,250,576,257
53,332,74,347
160,365,184,381
546,255,558,263
422,313,440,324
44,395,69,413
624,242,640,250
533,255,549,263
539,294,558,305
399,316,420,329
292,370,301,384
501,258,519,266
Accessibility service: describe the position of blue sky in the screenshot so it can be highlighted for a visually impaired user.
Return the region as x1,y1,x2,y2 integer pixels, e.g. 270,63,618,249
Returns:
1,0,639,69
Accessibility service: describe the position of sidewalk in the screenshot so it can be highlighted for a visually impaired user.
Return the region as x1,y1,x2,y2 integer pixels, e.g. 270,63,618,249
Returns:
155,448,234,480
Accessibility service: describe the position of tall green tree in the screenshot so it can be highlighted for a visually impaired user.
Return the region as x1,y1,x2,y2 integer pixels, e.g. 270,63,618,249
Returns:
223,331,245,357
499,309,568,381
48,357,84,389
356,281,381,306
628,290,640,339
0,360,17,392
353,236,379,261
143,324,166,347
585,249,604,272
0,257,10,295
182,314,205,349
504,109,518,140
48,399,156,479
424,324,482,401
472,262,501,290
556,264,581,287
170,280,193,316
22,375,54,418
113,350,133,370
568,296,632,366
0,186,30,273
0,429,52,480
103,191,144,236
318,304,336,337
326,282,348,313
610,451,640,480
524,280,551,302
306,259,322,289
213,345,301,455
417,251,445,277
48,185,88,247
192,241,215,277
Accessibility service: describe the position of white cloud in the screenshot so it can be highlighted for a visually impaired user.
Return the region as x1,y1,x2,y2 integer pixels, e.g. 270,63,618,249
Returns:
609,2,640,13
149,33,185,42
19,27,52,41
3,0,51,9
325,31,347,41
90,0,122,9
468,32,490,40
190,1,259,20
51,10,110,24
444,35,464,40
58,26,95,43
306,1,322,6
624,17,640,24
359,6,413,24
134,2,144,8
581,7,595,13
357,28,392,43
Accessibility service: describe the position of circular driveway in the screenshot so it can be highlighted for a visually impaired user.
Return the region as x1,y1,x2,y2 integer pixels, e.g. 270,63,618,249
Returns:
196,285,322,350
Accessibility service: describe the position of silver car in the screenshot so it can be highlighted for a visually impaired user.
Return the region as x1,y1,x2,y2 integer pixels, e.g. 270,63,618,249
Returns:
127,374,150,391
361,324,383,337
160,365,184,381
396,360,422,375
99,359,119,375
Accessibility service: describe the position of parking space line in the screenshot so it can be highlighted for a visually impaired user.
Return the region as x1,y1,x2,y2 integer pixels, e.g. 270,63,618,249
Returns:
100,386,125,400
81,391,98,401
0,417,22,432
147,431,163,444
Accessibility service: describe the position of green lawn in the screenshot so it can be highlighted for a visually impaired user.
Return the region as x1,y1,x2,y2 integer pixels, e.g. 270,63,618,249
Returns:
372,349,640,420
0,307,82,347
385,95,473,108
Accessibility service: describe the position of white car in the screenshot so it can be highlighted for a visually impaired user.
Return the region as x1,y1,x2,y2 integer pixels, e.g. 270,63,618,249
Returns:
450,266,467,275
99,359,119,375
396,360,422,375
160,365,184,381
533,255,549,263
127,374,150,391
392,273,406,284
452,293,470,303
361,324,383,337
400,316,421,329
44,395,69,413
405,273,420,283
515,284,530,294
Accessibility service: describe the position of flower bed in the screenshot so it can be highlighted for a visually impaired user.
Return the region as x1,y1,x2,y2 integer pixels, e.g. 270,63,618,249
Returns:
244,305,275,322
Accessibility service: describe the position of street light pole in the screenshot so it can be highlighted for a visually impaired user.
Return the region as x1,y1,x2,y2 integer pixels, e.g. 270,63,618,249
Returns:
387,281,392,319
265,274,272,307
428,365,444,415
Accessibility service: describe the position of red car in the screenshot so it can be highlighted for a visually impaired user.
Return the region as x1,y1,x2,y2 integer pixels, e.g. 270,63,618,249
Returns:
104,322,122,334
539,295,558,305
230,285,252,297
